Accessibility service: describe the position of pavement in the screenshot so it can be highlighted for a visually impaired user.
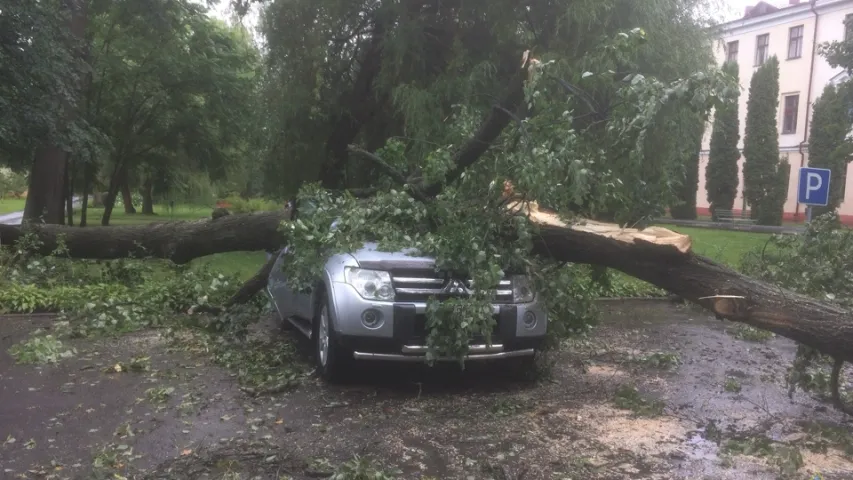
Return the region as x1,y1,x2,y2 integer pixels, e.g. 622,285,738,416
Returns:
0,197,81,225
1,304,852,479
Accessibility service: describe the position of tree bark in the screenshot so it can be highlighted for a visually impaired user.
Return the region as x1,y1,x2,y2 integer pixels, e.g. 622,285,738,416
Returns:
1,211,851,365
80,162,91,227
64,157,74,226
0,211,288,265
529,221,853,363
23,0,87,225
141,176,154,215
121,168,136,214
23,147,68,224
101,162,124,226
319,18,388,190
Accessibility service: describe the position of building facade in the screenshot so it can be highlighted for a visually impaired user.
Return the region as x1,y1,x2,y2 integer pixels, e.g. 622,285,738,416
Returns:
698,0,853,223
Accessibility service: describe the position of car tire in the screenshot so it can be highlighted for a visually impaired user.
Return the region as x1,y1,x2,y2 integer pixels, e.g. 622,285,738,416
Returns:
312,291,351,383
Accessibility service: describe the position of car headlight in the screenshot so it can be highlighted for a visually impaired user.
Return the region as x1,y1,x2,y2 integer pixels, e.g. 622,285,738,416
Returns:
511,275,535,303
344,267,395,301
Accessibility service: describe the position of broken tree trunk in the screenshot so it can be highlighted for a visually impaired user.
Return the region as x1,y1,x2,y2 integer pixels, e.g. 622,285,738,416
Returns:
0,208,851,366
510,201,853,364
0,211,288,265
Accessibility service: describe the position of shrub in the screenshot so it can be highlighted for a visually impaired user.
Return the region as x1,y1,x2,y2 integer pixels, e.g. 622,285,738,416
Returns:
222,195,281,214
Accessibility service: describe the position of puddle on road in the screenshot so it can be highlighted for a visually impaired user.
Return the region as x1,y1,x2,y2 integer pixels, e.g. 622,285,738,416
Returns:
2,303,853,479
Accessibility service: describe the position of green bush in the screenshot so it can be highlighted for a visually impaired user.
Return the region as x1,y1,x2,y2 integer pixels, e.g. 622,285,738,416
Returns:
222,195,281,214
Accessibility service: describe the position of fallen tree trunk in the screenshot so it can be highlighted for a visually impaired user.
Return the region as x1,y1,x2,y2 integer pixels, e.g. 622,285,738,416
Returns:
0,211,288,264
514,202,853,364
1,208,851,365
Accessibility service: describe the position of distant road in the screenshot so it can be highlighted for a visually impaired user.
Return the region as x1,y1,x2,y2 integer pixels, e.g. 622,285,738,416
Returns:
0,197,81,225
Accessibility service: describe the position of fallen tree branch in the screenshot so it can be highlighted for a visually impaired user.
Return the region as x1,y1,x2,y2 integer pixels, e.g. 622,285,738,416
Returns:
345,144,429,202
3,205,852,367
515,201,853,364
346,144,410,185
0,211,289,264
420,51,533,198
830,359,853,416
191,248,283,316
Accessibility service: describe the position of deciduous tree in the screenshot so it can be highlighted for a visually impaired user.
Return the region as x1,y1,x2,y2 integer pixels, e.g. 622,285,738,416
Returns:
85,0,259,224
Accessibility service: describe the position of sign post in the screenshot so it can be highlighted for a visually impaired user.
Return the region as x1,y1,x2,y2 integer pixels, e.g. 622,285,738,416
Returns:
797,167,831,224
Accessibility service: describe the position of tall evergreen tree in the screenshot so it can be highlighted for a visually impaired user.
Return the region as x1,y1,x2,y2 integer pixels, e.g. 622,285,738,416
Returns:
743,56,789,225
808,83,853,217
670,113,705,220
705,61,741,220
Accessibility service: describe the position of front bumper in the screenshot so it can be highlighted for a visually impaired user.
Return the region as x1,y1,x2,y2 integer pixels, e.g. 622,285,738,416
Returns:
352,344,536,362
328,282,547,362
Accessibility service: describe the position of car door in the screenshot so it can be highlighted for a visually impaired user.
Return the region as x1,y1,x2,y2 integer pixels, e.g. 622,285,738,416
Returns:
291,217,340,320
267,247,296,319
282,197,320,321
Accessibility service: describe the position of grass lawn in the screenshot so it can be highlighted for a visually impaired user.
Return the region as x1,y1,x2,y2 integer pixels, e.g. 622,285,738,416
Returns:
606,224,774,296
673,214,803,227
82,204,215,225
656,224,772,267
0,198,26,215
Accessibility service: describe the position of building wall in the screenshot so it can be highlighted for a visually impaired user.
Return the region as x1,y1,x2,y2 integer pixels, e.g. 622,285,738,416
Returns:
697,0,853,223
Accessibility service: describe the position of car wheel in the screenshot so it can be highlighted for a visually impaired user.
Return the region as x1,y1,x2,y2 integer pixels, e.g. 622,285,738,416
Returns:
313,292,350,382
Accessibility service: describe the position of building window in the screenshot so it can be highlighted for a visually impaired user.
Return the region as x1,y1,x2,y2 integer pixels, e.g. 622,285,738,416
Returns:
788,25,803,59
845,14,853,40
756,34,770,66
726,41,739,63
782,94,799,134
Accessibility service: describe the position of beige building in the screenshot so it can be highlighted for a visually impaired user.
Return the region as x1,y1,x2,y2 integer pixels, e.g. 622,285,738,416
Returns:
698,0,853,224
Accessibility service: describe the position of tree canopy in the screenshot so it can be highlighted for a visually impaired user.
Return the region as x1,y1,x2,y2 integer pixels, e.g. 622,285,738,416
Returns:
0,0,101,168
249,0,734,356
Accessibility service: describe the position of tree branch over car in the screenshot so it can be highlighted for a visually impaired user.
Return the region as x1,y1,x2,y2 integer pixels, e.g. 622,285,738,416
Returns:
2,0,852,414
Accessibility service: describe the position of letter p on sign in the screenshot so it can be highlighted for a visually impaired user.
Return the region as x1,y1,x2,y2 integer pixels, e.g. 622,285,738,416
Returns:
797,167,831,207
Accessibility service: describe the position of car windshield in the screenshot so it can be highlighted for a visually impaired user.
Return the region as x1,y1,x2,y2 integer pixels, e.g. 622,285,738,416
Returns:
296,199,339,230
297,199,318,219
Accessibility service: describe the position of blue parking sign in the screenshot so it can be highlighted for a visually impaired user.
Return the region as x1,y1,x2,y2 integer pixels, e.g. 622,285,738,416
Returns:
797,167,831,207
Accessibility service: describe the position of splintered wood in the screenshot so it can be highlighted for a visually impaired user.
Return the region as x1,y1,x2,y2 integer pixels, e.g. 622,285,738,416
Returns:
504,200,692,254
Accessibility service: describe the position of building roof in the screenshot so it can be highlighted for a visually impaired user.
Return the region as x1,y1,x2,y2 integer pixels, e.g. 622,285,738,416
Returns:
712,0,853,35
830,70,850,85
743,1,781,19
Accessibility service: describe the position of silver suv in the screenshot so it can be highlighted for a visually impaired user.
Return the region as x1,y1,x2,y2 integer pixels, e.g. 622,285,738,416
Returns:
265,200,548,381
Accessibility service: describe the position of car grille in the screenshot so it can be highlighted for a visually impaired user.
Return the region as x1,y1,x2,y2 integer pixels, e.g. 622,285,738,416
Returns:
389,269,514,303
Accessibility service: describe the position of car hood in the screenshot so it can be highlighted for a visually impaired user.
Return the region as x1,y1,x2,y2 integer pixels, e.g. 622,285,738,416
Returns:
349,242,436,271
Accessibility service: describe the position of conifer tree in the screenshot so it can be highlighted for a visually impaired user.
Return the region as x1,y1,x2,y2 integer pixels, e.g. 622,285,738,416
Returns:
808,83,853,217
705,61,741,220
743,56,789,225
670,113,705,220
